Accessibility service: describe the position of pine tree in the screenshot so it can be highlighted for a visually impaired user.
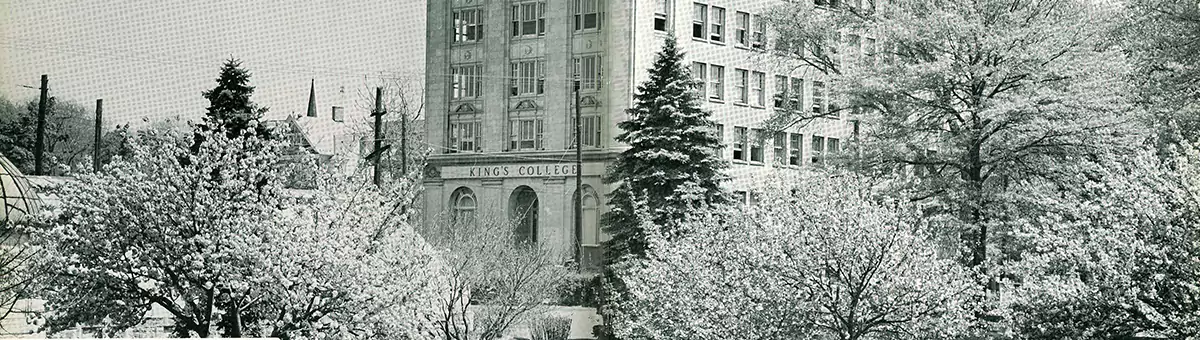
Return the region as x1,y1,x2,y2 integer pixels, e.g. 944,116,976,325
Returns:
200,58,269,139
600,36,728,264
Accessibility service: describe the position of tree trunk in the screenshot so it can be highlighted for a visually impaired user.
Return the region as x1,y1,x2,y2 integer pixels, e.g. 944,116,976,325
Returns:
231,300,243,337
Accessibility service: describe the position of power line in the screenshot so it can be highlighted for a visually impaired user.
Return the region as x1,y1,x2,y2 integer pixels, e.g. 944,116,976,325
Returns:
1,39,621,83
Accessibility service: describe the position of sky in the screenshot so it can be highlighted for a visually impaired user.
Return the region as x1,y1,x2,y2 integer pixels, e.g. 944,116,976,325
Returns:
0,0,427,129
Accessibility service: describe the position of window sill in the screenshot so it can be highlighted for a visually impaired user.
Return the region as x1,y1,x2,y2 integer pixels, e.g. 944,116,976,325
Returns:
709,98,726,104
734,44,751,51
751,104,767,109
732,160,748,164
510,93,545,99
709,39,726,45
749,161,765,166
511,35,545,41
733,101,749,107
452,41,482,45
692,36,709,43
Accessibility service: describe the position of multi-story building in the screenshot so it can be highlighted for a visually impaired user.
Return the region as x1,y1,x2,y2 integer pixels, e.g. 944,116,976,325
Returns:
423,0,857,266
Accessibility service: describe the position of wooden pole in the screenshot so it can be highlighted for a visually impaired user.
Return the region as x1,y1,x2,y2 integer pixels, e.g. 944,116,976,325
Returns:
93,99,103,173
34,75,48,175
373,87,384,186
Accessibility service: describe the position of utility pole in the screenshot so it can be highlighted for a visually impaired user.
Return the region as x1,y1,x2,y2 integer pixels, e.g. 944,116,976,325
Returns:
93,99,103,173
400,109,408,176
574,76,583,265
34,75,48,175
372,87,385,186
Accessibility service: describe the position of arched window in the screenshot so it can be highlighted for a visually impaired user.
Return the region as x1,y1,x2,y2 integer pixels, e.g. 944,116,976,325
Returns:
450,187,477,224
575,185,603,268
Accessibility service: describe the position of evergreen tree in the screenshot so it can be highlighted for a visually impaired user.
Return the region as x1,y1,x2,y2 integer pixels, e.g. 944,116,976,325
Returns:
200,58,269,139
601,36,728,264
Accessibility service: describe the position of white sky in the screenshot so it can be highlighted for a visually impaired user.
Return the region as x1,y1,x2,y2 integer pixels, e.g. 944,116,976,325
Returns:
0,0,426,128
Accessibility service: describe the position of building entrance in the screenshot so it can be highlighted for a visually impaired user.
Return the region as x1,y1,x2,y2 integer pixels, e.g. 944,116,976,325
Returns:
509,186,539,244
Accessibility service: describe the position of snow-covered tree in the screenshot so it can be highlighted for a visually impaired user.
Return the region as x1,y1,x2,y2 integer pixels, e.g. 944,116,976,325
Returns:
601,35,728,264
417,215,567,340
609,173,975,340
28,129,444,338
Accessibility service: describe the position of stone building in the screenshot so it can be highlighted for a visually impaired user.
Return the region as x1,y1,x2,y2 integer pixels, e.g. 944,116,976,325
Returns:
423,0,860,267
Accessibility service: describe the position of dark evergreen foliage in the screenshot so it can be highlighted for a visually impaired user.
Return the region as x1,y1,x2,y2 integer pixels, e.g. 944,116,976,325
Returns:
600,36,729,264
199,58,270,140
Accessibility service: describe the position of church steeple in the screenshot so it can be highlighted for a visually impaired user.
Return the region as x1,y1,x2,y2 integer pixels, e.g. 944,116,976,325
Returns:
306,79,317,117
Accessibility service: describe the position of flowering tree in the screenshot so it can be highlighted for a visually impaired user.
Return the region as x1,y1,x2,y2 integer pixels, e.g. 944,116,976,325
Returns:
994,147,1200,338
763,0,1142,275
248,175,445,340
29,129,445,338
417,215,567,340
609,173,975,340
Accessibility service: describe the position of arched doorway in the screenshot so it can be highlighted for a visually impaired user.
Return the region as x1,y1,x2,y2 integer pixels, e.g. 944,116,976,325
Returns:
509,186,539,245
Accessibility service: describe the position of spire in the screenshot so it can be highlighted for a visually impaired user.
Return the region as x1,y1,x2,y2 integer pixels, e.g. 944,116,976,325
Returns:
306,79,317,118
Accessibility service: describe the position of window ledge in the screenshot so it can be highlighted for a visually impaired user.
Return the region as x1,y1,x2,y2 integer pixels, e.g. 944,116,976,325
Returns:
733,101,749,107
511,35,545,41
709,98,726,104
510,94,545,99
452,41,482,45
692,36,709,43
750,104,767,109
749,161,765,166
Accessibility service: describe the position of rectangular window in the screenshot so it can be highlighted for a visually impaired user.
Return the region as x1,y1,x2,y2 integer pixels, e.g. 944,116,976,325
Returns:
692,3,707,39
733,190,748,205
451,64,483,99
828,138,840,153
773,132,787,166
509,116,545,151
789,133,802,166
734,69,749,104
791,77,804,110
733,126,747,161
750,129,764,163
715,124,725,158
454,9,483,43
812,135,825,164
655,0,670,31
693,62,707,99
812,81,826,115
570,115,602,148
512,2,547,37
710,6,725,42
709,65,724,100
510,59,545,96
774,75,788,108
751,72,765,107
575,0,603,31
735,11,750,47
449,119,482,153
574,55,603,90
752,14,766,48
847,34,861,64
865,37,877,65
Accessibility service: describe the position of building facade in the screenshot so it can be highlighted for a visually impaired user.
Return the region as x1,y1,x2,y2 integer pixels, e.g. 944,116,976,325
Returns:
423,0,856,265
